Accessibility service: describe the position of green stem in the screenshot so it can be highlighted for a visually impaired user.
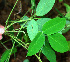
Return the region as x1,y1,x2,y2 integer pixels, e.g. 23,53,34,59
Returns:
1,42,8,50
35,54,42,62
6,31,25,33
5,0,19,30
54,7,65,18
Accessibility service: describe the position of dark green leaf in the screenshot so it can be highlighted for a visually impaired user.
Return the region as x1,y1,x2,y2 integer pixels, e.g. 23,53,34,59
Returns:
42,41,56,62
1,50,11,62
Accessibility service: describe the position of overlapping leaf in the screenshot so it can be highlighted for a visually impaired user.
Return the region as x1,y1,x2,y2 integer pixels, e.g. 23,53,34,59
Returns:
36,0,55,16
1,50,11,62
1,48,17,62
42,17,66,35
27,32,45,56
42,41,56,62
37,18,51,31
48,33,69,53
27,19,38,41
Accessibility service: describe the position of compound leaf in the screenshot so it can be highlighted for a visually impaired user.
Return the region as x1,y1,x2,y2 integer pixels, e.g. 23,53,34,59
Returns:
36,0,55,16
27,32,45,56
48,33,69,53
27,19,38,41
42,17,66,35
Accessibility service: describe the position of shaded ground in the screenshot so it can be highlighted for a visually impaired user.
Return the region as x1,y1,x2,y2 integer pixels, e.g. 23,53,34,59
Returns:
0,0,70,62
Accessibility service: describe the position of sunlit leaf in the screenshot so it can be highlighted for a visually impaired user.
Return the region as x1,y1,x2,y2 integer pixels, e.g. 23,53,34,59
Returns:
27,32,45,56
27,19,38,41
42,17,66,35
48,33,69,53
36,0,55,16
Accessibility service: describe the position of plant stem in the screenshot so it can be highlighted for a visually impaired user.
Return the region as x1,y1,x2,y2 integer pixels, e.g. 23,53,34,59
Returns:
54,7,65,18
5,0,19,30
35,54,42,62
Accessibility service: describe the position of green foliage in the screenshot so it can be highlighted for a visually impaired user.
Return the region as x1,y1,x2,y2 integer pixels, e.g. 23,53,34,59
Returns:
27,19,38,41
19,16,29,27
2,0,69,62
42,41,56,62
27,32,45,56
37,18,51,31
62,20,70,33
59,0,63,2
42,17,66,35
0,48,17,62
31,0,36,9
64,3,70,20
67,41,70,51
64,3,70,12
65,12,70,20
1,49,11,62
48,33,69,53
23,59,29,62
36,0,55,16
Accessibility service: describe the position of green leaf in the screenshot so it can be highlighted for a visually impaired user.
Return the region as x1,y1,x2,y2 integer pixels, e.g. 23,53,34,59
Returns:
42,17,66,35
23,59,29,62
67,41,70,51
1,48,17,62
11,48,17,54
65,12,70,20
1,49,11,62
42,41,56,62
27,32,45,56
59,0,63,2
31,0,36,9
36,0,55,16
27,19,38,41
64,3,70,12
48,33,69,53
37,18,51,31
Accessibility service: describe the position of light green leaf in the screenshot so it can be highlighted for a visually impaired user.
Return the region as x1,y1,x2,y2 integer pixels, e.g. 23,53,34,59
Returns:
64,3,70,12
48,33,69,53
27,19,38,41
36,0,55,16
1,49,11,62
23,59,29,62
37,18,51,31
42,17,66,35
42,41,56,62
65,12,70,20
27,32,45,56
